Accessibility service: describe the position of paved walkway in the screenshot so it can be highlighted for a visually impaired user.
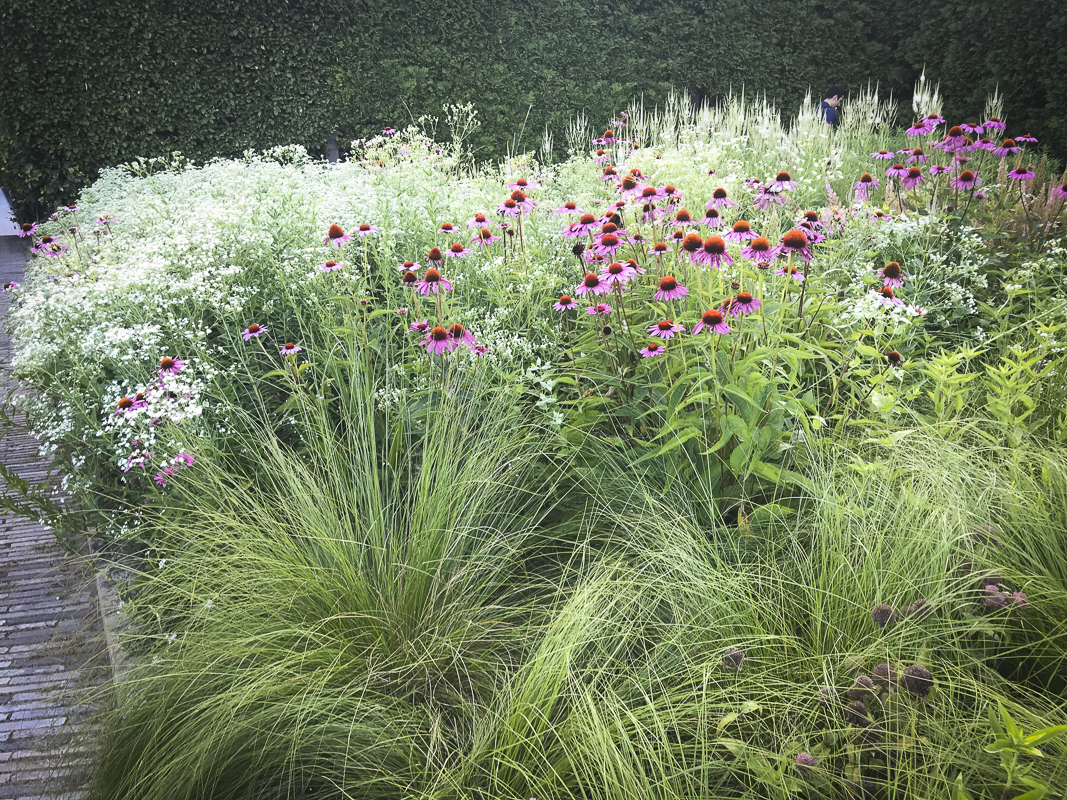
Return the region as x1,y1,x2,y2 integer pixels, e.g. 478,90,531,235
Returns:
0,236,107,799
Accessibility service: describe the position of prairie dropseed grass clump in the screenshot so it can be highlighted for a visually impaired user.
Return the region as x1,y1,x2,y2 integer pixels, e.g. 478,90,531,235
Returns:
4,92,1067,800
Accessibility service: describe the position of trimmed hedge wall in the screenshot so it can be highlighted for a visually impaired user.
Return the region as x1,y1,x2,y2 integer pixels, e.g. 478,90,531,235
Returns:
2,0,1064,222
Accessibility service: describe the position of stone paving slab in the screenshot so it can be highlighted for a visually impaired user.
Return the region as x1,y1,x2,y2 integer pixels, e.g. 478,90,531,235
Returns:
0,238,108,799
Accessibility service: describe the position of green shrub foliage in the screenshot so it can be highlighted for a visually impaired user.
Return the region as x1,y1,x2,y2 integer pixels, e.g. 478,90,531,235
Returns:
2,0,1065,221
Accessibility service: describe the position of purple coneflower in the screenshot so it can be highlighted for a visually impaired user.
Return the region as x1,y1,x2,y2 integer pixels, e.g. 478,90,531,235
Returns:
660,185,682,205
725,292,761,317
416,267,452,295
740,236,776,262
447,322,478,348
2,281,19,292
871,150,895,160
425,247,445,267
1007,166,1035,181
885,163,909,179
695,236,733,269
586,303,613,316
650,241,672,256
553,295,577,312
725,219,758,243
593,148,610,165
877,261,907,288
906,121,932,137
17,222,38,238
707,187,736,209
753,187,785,210
951,170,982,191
508,189,536,214
601,260,637,286
941,125,967,150
854,173,880,202
693,309,732,335
446,242,471,258
555,201,583,215
798,221,826,243
776,229,813,263
600,165,619,182
1051,183,1067,202
775,264,805,281
768,170,799,192
565,213,600,238
576,272,608,296
355,223,377,237
640,341,667,358
929,164,950,176
876,286,904,307
157,356,185,376
992,138,1019,158
904,147,928,164
508,177,540,192
279,343,302,355
498,198,521,217
901,166,926,190
467,212,491,228
471,227,500,247
593,232,624,257
324,224,350,248
672,208,695,226
242,323,267,341
699,207,724,228
983,117,1006,131
648,319,684,339
322,260,342,273
654,275,688,302
421,326,457,355
1015,133,1038,144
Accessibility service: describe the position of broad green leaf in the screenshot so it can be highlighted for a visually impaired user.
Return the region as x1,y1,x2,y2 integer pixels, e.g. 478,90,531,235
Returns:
1025,726,1067,746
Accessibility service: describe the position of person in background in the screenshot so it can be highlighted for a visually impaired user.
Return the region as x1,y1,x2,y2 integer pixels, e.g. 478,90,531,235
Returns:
820,86,845,129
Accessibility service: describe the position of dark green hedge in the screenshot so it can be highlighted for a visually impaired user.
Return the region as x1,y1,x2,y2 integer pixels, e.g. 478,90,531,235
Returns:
2,0,1064,222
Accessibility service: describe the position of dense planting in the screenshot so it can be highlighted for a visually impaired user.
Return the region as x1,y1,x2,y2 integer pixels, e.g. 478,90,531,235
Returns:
5,93,1067,799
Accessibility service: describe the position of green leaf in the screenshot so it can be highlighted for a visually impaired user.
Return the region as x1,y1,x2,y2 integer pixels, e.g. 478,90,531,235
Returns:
1009,788,1047,800
984,737,1015,753
1024,725,1067,746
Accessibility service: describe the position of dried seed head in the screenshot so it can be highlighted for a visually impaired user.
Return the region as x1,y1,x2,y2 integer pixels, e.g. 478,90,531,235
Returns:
721,647,745,671
871,663,897,690
844,700,873,727
847,676,878,702
818,685,836,705
871,604,897,629
794,753,820,773
902,665,933,698
906,598,933,619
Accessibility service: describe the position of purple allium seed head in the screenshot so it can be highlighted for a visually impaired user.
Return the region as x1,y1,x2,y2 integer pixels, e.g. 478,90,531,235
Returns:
976,571,1003,590
871,604,897,629
847,676,878,702
795,753,820,773
818,685,836,705
1011,591,1029,610
902,665,933,698
845,700,873,727
871,663,897,690
721,647,746,671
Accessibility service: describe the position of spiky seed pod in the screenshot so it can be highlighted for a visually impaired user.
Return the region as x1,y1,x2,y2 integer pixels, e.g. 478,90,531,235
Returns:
848,675,878,702
902,664,933,698
871,663,897,690
845,700,873,727
871,604,897,629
